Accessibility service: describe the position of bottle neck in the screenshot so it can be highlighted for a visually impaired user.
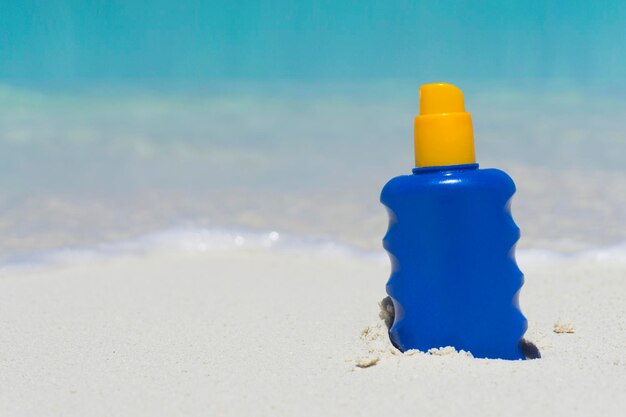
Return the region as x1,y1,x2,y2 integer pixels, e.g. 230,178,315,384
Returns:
412,163,479,175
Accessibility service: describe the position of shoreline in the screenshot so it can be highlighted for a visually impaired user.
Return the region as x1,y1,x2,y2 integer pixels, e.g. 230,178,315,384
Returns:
2,224,625,274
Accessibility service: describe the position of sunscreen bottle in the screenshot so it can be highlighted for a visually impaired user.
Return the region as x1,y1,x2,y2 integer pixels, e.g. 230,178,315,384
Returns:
381,83,527,360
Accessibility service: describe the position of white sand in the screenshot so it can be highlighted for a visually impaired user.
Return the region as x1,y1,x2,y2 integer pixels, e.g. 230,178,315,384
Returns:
1,248,625,416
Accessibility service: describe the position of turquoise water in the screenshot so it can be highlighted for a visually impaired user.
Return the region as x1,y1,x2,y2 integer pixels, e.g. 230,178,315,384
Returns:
0,2,625,262
1,1,625,84
0,81,625,263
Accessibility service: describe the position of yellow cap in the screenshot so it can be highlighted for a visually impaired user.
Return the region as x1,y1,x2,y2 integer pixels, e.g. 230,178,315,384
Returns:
414,83,476,167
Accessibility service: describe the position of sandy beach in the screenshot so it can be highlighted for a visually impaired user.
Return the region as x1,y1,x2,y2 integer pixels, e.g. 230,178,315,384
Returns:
1,243,624,416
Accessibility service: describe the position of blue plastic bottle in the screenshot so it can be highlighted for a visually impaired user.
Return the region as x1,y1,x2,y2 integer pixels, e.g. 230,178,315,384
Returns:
381,83,527,360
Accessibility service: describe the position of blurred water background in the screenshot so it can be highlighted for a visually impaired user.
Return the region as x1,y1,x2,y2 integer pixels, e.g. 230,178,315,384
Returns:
0,1,625,263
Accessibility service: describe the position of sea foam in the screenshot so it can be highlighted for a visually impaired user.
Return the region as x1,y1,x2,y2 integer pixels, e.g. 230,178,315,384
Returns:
2,225,625,275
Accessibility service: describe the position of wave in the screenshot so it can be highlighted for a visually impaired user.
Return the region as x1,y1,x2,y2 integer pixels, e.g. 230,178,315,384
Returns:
2,226,625,274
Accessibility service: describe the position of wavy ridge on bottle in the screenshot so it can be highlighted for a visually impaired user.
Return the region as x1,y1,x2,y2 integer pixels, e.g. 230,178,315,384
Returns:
382,204,404,346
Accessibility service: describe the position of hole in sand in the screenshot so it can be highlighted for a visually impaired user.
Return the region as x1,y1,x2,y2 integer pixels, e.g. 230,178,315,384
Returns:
520,338,541,359
379,296,395,330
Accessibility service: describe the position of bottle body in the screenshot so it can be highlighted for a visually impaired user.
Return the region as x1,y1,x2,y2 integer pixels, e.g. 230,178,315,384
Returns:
381,164,527,360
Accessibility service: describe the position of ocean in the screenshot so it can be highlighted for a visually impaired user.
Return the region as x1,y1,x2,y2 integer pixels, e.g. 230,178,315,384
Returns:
0,81,624,267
